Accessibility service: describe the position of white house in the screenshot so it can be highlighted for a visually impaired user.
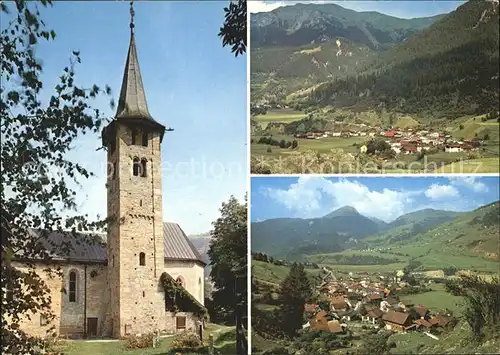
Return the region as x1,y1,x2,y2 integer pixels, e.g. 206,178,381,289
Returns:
445,145,462,153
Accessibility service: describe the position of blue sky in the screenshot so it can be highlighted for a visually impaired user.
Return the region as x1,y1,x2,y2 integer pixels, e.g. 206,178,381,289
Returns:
249,1,466,18
2,1,246,234
251,176,500,222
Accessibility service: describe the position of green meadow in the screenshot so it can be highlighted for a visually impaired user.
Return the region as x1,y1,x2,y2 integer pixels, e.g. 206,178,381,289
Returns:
253,109,307,129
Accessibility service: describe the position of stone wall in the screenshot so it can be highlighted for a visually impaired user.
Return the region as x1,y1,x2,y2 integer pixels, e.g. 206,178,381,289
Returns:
162,312,200,334
106,123,166,337
164,260,205,305
12,262,107,339
10,261,202,339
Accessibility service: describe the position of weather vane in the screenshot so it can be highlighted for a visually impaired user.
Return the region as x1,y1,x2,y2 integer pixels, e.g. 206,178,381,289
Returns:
129,1,135,34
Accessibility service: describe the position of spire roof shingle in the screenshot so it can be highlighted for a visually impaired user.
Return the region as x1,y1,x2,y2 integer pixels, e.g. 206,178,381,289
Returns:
115,34,153,121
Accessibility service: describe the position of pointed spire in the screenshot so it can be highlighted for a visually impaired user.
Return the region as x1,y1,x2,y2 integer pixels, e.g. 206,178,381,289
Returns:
115,1,152,120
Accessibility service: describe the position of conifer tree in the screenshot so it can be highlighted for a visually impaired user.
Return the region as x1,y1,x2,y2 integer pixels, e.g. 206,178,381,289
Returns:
278,263,312,337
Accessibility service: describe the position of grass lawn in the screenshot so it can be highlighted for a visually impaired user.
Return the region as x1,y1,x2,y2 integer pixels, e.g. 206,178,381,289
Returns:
52,324,235,355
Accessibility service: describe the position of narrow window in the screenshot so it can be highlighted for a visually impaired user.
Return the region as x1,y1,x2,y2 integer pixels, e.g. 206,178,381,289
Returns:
140,159,147,177
131,129,137,145
139,199,142,207
142,132,148,147
69,271,77,302
40,315,48,326
133,158,140,176
139,252,145,266
142,291,145,297
176,316,186,330
112,162,117,180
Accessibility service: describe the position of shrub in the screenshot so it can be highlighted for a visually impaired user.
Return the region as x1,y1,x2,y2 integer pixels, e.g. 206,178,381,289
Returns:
125,333,154,349
171,332,202,350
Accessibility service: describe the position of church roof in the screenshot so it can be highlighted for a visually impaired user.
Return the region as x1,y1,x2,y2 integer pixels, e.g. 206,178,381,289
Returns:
21,225,206,266
115,33,154,121
163,222,205,264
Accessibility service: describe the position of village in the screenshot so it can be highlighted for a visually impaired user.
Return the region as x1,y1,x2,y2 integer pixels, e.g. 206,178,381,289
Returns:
294,127,482,155
302,267,456,340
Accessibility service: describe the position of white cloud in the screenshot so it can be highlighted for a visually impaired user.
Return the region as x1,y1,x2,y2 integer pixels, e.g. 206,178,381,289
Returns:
262,176,324,216
449,176,488,193
424,184,459,200
264,177,419,222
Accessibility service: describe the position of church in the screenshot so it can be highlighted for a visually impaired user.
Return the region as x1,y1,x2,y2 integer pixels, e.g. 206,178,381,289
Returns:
10,5,206,339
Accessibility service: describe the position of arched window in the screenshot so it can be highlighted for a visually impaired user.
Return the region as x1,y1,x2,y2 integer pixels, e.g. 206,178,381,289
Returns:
139,252,145,266
140,159,147,177
131,129,137,145
132,158,140,176
176,276,184,287
69,271,77,302
142,132,148,147
112,162,117,180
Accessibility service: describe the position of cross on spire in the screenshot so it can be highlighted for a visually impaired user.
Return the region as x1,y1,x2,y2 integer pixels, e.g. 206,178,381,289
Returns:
129,1,135,35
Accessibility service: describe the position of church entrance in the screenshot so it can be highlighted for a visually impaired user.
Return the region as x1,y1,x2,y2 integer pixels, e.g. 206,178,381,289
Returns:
87,317,98,338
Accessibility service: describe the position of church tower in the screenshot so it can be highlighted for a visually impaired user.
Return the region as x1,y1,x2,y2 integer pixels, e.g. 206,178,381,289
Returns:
102,2,166,337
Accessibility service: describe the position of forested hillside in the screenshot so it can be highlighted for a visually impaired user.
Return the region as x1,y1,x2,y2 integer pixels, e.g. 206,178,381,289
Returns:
308,0,499,115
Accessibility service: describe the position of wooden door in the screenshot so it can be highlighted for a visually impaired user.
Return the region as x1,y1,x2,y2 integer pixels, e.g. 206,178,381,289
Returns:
176,316,186,330
87,317,98,337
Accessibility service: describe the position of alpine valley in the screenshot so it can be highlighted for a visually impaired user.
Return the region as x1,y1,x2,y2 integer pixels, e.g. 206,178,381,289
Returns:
251,201,500,272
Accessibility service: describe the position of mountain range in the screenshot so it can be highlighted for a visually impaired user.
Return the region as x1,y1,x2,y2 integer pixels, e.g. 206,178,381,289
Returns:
251,0,499,116
251,202,499,260
251,3,443,50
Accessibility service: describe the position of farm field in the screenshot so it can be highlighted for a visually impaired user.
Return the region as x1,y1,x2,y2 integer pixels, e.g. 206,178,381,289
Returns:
251,109,499,173
252,135,366,156
252,136,498,173
253,109,306,129
320,262,407,273
305,245,499,274
399,283,463,314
